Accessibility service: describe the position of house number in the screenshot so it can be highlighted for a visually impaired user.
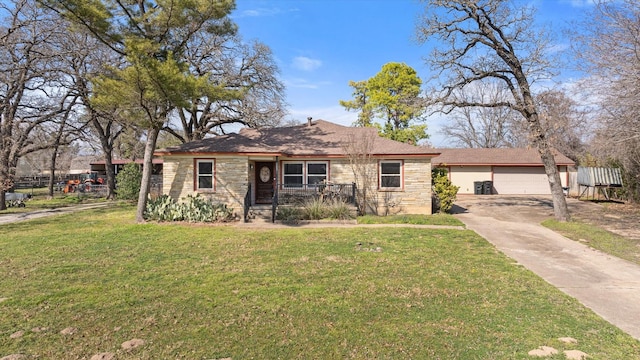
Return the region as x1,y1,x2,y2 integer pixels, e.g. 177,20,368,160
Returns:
259,166,271,182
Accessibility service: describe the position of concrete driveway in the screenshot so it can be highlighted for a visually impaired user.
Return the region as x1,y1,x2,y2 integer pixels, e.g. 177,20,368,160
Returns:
453,195,640,340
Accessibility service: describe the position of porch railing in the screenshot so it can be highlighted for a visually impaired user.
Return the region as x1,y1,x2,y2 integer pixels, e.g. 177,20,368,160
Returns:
276,182,357,206
243,182,251,223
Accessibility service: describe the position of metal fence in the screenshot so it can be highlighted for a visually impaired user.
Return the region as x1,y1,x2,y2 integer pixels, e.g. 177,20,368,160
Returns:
277,183,356,205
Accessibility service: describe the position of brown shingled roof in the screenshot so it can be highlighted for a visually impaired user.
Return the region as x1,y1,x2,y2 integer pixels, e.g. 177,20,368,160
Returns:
432,148,575,166
156,120,440,157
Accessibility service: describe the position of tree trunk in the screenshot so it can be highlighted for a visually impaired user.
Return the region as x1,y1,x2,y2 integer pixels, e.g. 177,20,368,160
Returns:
93,118,119,200
528,113,571,221
540,147,571,221
0,157,15,211
104,153,116,200
47,148,57,198
135,127,160,223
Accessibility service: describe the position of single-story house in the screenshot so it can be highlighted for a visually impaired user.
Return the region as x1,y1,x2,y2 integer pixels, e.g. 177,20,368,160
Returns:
155,119,441,218
432,148,575,195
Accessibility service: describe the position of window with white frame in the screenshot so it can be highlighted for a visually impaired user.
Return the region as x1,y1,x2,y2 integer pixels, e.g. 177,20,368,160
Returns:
283,162,303,187
379,160,402,189
282,161,328,187
307,162,328,185
196,159,215,190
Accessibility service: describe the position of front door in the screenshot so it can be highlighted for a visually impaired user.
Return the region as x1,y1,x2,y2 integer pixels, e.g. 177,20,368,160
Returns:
255,162,275,204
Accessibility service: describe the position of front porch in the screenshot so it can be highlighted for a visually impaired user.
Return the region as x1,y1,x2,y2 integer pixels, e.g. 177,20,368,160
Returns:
244,182,358,223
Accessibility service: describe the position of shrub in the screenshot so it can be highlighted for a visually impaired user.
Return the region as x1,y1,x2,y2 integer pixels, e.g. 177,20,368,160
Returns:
302,198,327,220
277,198,354,221
115,163,142,200
432,167,459,214
144,194,234,222
325,199,354,220
276,206,302,222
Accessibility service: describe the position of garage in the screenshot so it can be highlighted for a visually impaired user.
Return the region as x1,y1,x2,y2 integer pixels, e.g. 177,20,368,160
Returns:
493,166,550,194
432,148,574,195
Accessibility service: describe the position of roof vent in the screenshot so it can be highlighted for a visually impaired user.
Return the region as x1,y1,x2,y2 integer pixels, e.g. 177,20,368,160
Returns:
307,117,312,127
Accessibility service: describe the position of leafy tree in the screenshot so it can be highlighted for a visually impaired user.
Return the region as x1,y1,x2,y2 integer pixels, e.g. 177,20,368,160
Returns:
115,162,142,201
416,0,571,221
340,62,428,144
43,0,238,222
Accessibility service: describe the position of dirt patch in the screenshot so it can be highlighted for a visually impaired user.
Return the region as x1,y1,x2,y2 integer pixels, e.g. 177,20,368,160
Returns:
571,201,640,240
121,338,145,351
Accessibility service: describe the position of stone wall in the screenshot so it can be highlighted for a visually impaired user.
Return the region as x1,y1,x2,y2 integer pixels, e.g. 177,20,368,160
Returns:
162,155,248,215
162,155,433,216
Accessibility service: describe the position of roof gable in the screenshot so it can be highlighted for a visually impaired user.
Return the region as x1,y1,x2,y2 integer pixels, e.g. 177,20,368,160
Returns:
156,120,439,157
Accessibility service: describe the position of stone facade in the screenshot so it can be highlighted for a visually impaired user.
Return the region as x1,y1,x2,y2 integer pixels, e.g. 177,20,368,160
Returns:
163,155,433,215
162,155,249,216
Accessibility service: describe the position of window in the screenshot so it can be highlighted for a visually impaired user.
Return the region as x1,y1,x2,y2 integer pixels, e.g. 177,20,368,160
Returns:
282,161,328,187
283,162,303,187
307,162,327,185
196,159,215,190
380,160,402,189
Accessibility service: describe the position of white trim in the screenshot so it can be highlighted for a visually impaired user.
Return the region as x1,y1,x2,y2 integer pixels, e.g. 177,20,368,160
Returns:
282,160,329,187
195,159,215,191
379,160,403,189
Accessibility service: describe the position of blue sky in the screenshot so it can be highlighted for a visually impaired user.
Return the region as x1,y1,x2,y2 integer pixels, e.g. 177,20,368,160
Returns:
232,0,594,146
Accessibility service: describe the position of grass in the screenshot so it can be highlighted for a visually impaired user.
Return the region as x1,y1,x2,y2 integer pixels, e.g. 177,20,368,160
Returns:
358,213,463,226
543,219,640,266
1,187,106,214
1,207,639,359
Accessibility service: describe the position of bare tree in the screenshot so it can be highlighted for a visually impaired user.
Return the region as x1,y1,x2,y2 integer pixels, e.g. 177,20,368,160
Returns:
59,30,126,200
441,83,520,148
0,0,74,210
416,0,571,221
166,34,286,143
573,0,640,201
535,89,588,163
342,131,378,215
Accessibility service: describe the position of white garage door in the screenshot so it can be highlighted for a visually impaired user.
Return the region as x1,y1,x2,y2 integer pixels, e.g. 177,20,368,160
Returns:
493,167,550,194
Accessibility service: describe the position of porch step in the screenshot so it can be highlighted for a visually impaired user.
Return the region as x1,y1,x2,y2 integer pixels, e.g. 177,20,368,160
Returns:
246,205,273,222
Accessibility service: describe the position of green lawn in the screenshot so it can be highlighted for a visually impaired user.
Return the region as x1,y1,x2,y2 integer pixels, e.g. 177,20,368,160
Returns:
1,206,638,359
358,213,463,226
1,188,107,214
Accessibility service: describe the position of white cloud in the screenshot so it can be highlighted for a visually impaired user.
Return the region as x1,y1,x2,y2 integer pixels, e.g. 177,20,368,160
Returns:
238,7,299,18
292,56,322,71
560,0,596,7
285,78,331,89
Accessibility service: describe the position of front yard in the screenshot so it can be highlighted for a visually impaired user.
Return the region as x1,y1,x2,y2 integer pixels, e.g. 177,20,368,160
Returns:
1,205,638,359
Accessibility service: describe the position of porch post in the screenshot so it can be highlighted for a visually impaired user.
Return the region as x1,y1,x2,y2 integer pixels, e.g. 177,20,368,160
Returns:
272,156,279,223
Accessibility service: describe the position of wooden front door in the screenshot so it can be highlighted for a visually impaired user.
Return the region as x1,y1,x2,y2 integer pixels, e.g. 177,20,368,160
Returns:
255,162,275,204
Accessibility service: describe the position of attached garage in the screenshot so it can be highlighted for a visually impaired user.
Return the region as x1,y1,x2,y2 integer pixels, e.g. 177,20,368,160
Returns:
493,166,550,194
433,148,574,195
449,166,491,194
